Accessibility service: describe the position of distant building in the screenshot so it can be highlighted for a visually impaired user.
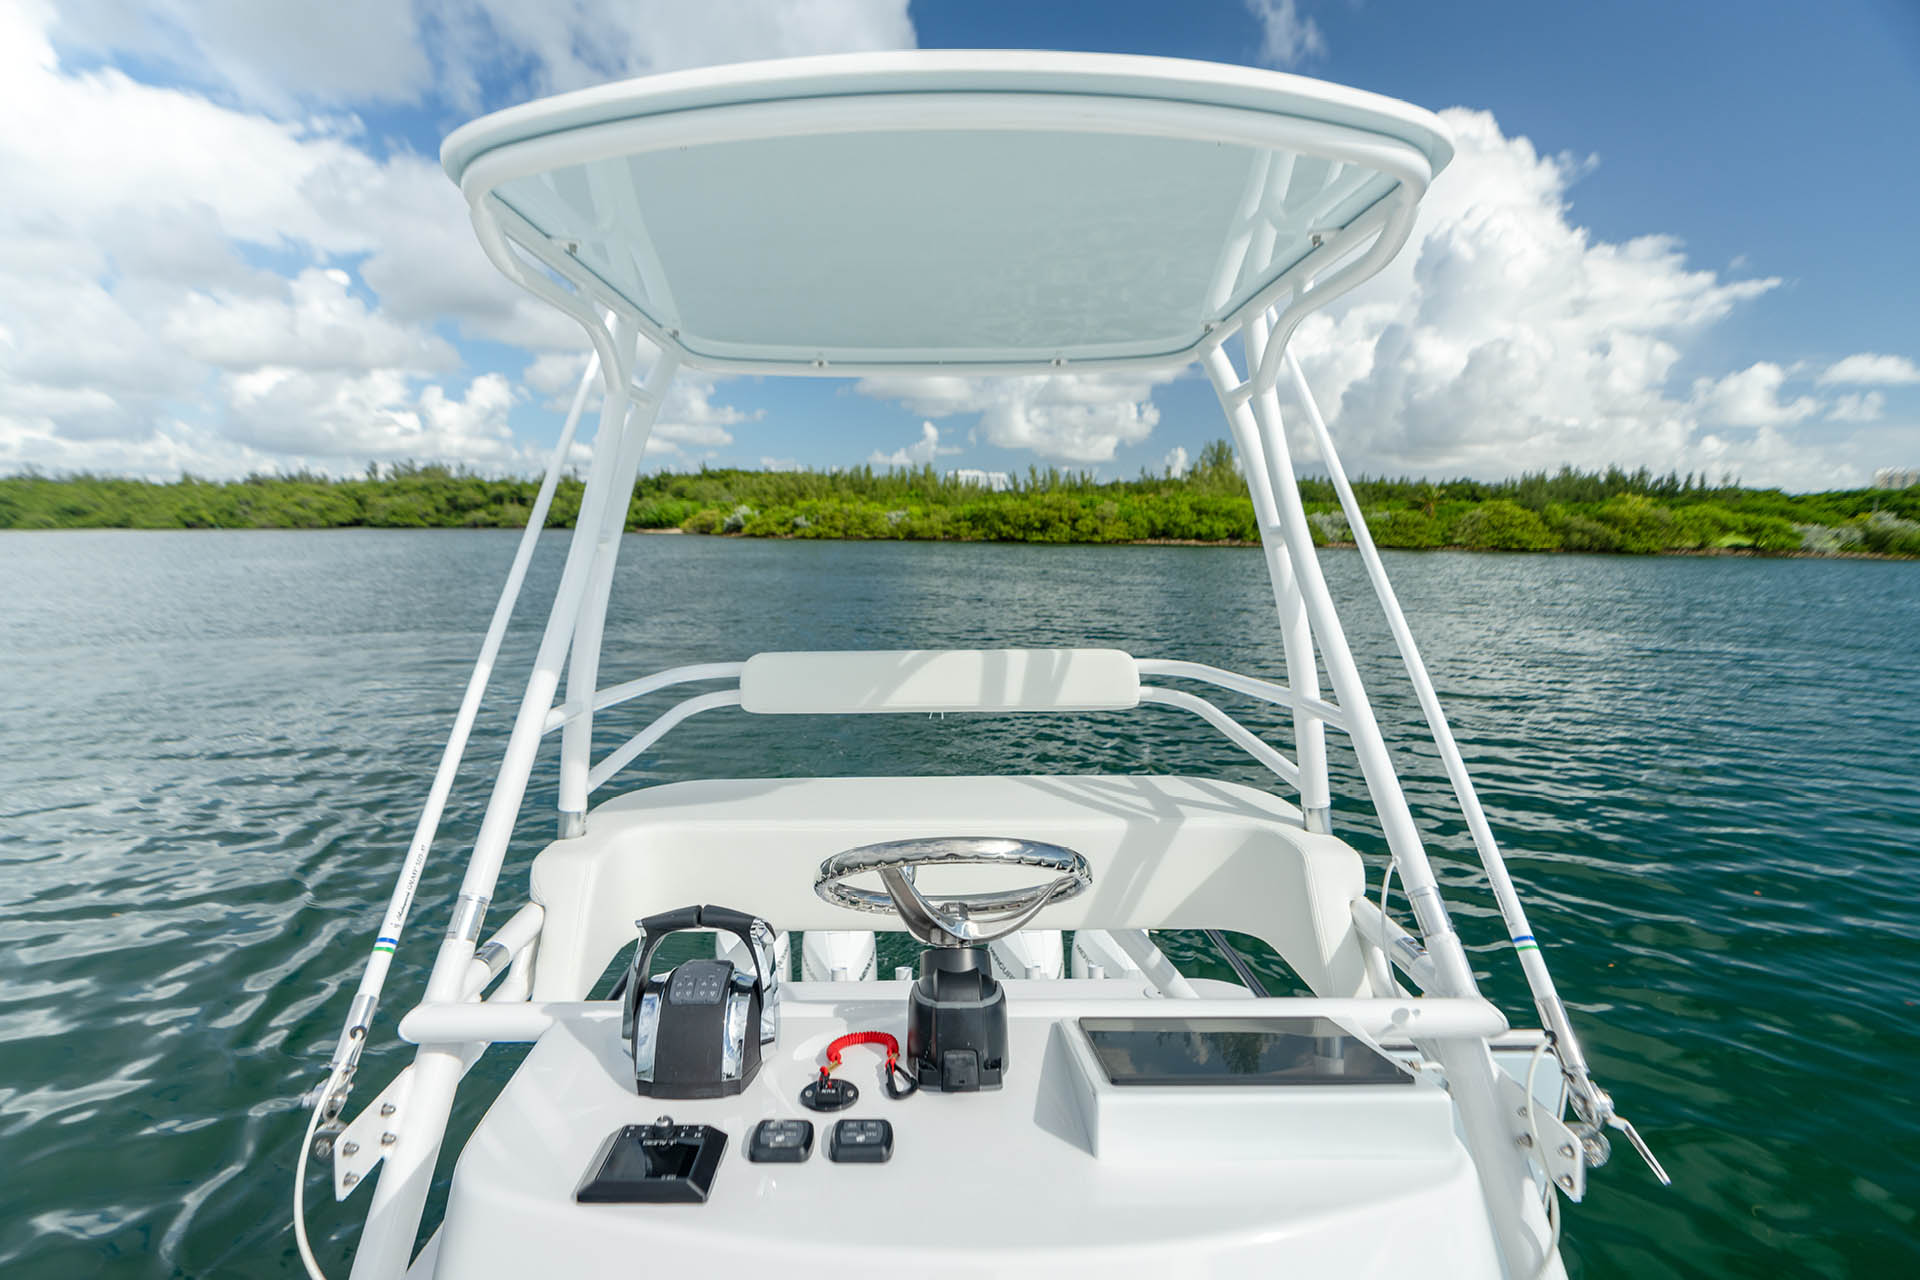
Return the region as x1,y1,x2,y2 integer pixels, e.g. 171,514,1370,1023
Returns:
1874,467,1920,490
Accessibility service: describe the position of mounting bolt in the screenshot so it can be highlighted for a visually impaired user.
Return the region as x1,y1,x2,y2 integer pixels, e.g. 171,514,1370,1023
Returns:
380,1103,396,1117
1558,1143,1576,1160
312,1136,334,1160
341,1141,359,1157
1516,1133,1533,1149
380,1132,397,1146
1556,1174,1574,1191
342,1173,359,1188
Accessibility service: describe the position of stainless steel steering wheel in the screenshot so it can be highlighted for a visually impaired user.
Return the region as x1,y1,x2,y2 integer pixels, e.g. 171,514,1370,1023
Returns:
814,836,1092,948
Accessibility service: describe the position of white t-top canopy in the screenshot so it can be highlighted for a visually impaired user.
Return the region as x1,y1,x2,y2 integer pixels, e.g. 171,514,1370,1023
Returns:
443,52,1452,375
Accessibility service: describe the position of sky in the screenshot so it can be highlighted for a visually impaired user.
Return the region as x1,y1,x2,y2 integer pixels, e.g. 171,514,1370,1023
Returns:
3,0,1918,489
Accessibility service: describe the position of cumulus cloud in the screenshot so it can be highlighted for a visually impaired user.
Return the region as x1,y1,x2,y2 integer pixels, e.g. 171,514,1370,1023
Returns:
1281,108,1880,487
1244,0,1326,68
49,0,914,114
869,421,960,467
1828,392,1885,423
855,372,1174,465
639,376,759,460
1163,446,1191,478
422,0,915,110
1689,363,1820,428
1818,353,1920,386
1,0,896,478
162,268,458,373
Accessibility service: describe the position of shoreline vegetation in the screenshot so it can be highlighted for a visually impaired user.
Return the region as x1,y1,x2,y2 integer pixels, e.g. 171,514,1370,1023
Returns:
4,442,1918,558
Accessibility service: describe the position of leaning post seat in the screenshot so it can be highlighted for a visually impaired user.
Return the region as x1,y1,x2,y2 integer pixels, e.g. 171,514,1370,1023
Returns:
525,774,1371,1001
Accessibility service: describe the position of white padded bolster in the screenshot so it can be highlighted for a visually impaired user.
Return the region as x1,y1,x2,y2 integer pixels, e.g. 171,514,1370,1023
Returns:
739,648,1139,715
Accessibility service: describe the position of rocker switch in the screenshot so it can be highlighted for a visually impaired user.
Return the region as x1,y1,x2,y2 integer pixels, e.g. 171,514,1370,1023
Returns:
828,1118,893,1163
747,1118,814,1163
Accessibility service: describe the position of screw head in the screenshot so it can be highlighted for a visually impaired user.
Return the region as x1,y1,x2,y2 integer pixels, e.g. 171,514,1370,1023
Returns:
380,1132,397,1146
1516,1133,1533,1148
1558,1143,1576,1160
342,1172,359,1188
312,1137,333,1159
341,1141,359,1157
380,1102,396,1117
1556,1174,1574,1191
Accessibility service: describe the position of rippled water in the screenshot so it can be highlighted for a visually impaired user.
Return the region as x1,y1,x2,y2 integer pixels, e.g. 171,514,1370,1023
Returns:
2,531,1916,1277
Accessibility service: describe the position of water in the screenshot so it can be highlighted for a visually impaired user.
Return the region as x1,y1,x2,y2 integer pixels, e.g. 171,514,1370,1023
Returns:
2,531,1916,1278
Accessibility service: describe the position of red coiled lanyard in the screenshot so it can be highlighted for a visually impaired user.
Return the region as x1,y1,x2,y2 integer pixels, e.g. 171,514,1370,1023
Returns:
821,1031,918,1099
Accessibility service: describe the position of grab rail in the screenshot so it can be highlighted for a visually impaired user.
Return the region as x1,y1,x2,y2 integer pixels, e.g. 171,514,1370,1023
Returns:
576,680,1303,797
1135,658,1347,729
559,653,1350,802
542,661,745,732
399,993,1508,1047
1136,687,1300,786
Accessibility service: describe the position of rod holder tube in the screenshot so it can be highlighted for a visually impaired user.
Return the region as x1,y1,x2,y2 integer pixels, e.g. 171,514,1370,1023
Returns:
356,329,678,1280
323,349,600,1081
1283,349,1606,1126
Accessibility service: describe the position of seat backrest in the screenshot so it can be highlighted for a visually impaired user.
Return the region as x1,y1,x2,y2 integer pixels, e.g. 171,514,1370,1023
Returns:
739,648,1139,715
526,774,1371,1001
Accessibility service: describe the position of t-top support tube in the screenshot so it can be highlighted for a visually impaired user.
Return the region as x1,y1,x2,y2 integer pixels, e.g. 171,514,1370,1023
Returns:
1207,332,1470,991
351,327,680,1280
312,347,602,1122
1281,350,1622,1149
1207,329,1554,1279
557,357,672,832
1213,308,1330,829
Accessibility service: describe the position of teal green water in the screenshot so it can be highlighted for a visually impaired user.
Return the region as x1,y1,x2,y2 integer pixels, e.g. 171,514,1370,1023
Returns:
2,531,1916,1277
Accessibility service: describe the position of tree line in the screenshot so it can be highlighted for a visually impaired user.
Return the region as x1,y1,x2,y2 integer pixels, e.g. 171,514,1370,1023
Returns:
3,447,1917,557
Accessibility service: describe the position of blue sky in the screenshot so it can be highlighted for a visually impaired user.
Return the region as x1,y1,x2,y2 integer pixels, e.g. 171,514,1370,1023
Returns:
3,0,1917,488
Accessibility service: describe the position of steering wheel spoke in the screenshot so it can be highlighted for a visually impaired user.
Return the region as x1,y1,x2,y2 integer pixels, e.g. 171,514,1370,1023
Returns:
816,837,1092,948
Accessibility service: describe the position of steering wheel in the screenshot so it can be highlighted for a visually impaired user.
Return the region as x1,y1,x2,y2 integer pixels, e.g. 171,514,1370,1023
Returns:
814,836,1092,948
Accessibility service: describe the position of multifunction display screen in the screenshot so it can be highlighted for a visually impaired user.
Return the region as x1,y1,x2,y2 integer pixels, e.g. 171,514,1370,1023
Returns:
1079,1016,1413,1087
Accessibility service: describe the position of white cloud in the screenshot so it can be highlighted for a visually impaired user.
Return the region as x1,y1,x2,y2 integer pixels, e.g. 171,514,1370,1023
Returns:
1283,108,1876,487
1,0,858,478
1818,353,1920,386
868,421,960,467
47,0,915,114
1689,363,1820,428
1828,392,1885,423
639,376,758,459
424,1,916,110
163,268,458,373
221,367,527,467
1244,0,1327,68
1163,446,1191,478
855,372,1174,464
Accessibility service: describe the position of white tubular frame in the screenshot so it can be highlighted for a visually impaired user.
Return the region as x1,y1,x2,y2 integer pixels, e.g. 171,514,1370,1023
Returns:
1205,316,1554,1277
544,656,1348,804
1280,349,1611,1132
350,327,679,1280
312,65,1625,1280
459,91,1435,380
310,350,600,1125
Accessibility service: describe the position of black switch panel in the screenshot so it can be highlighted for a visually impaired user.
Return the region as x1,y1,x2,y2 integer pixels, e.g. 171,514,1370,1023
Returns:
575,1121,727,1203
666,959,731,1005
827,1117,893,1163
747,1118,814,1163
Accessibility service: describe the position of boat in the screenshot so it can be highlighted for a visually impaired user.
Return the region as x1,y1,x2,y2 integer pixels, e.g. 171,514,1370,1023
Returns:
292,50,1668,1279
